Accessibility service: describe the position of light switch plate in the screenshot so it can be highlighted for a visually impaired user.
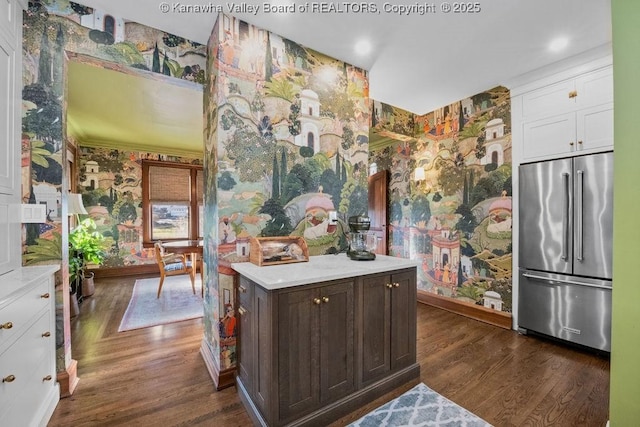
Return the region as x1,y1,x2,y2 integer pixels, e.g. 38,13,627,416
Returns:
21,204,47,223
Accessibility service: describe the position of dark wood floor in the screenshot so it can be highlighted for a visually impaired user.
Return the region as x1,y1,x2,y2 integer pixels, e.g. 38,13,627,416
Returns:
48,275,610,426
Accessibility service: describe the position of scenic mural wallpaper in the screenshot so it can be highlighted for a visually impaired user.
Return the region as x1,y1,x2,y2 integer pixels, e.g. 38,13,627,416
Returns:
21,0,206,375
204,13,370,371
370,87,513,314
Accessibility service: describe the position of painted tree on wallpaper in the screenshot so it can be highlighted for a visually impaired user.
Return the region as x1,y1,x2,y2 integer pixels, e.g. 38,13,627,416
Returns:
370,87,512,312
205,14,369,372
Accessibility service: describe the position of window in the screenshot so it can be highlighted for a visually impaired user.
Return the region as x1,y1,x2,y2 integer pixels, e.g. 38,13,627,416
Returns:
104,15,115,37
142,161,203,244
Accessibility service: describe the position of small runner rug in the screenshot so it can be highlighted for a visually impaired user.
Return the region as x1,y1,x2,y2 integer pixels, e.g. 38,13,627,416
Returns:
347,383,492,427
118,275,203,332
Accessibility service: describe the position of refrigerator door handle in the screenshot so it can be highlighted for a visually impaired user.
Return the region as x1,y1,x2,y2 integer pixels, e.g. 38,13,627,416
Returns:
576,170,584,261
522,273,612,290
562,172,570,261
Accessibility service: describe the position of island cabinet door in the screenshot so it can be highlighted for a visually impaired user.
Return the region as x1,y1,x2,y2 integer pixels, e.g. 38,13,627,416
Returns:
236,277,254,397
389,270,417,371
319,281,355,405
278,286,321,422
277,280,355,423
360,273,392,384
360,268,417,384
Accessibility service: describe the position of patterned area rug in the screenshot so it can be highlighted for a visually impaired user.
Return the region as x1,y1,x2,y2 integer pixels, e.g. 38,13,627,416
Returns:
348,383,492,427
118,275,203,332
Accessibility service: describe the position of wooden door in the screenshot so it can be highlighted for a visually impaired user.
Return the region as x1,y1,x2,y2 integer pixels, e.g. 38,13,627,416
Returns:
368,170,388,255
278,287,320,421
236,277,254,396
319,280,355,404
360,273,391,384
390,270,417,371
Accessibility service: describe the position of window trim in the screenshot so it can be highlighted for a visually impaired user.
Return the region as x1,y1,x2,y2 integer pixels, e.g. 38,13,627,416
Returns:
142,160,203,247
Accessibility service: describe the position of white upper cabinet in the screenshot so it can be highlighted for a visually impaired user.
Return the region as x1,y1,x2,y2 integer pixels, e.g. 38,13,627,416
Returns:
513,62,614,162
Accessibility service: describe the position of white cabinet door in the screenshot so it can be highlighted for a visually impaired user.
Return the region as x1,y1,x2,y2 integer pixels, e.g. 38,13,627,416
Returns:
576,102,614,153
522,112,577,160
521,79,576,120
575,67,614,109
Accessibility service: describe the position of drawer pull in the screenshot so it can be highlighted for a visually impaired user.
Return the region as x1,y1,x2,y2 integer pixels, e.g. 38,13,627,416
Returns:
569,141,574,146
313,298,321,305
3,375,16,383
43,375,53,382
1,322,13,329
42,331,51,337
238,306,247,316
393,283,400,288
41,293,50,299
238,285,247,293
322,296,329,303
386,283,393,289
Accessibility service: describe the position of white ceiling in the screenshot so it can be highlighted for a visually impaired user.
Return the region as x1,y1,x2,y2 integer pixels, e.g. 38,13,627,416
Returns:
75,0,612,114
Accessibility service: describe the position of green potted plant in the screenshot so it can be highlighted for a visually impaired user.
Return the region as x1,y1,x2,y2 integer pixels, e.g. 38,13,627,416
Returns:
69,218,107,298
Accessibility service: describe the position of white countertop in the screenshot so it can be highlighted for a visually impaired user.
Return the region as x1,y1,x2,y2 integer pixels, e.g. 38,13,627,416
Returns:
231,254,418,290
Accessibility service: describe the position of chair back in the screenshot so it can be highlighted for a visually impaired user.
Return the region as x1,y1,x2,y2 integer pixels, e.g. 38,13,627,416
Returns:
154,242,165,264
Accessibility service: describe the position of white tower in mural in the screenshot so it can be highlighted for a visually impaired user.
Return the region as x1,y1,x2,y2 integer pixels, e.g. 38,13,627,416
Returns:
33,183,61,220
82,160,100,190
80,10,125,43
481,118,506,167
294,89,321,154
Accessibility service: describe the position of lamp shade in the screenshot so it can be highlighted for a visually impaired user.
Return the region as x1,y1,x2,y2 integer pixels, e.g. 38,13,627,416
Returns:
414,167,426,181
68,193,88,215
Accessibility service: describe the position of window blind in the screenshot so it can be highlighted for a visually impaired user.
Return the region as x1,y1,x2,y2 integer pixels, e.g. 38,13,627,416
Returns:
149,166,191,202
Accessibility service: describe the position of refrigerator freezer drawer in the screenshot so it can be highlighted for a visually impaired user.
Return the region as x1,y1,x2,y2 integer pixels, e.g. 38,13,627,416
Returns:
518,270,611,352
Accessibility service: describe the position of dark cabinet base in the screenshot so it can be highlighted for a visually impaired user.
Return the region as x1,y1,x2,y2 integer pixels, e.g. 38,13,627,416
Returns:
235,266,419,427
237,363,420,427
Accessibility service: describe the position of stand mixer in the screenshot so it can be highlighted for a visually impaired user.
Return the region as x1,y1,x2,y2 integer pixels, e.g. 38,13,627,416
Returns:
347,215,376,261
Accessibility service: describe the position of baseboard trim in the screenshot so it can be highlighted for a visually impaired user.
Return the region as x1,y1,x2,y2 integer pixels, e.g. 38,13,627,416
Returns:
199,339,236,391
57,359,80,397
417,290,512,329
92,264,159,278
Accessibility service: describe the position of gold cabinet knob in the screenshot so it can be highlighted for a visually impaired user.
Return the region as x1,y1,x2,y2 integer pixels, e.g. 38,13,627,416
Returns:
569,141,574,146
1,322,13,330
322,296,329,303
43,375,52,382
313,298,321,305
3,375,16,383
386,283,393,289
41,293,50,299
393,283,400,288
42,331,51,337
577,140,583,145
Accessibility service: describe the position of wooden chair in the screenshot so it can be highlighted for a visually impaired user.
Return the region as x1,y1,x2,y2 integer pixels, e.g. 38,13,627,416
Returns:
154,242,195,298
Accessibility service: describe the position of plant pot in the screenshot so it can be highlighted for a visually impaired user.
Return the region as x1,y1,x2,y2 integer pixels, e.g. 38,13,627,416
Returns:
81,271,95,297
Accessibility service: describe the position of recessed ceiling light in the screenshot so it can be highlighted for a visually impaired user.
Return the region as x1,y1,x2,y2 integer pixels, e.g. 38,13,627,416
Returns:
354,39,372,56
549,37,569,52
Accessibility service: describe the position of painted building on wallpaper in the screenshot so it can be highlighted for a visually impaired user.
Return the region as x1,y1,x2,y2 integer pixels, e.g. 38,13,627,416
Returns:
204,13,370,378
370,86,513,314
21,0,206,381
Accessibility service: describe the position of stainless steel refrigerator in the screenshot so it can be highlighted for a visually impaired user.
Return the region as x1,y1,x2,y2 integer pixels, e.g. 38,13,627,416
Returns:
518,151,613,352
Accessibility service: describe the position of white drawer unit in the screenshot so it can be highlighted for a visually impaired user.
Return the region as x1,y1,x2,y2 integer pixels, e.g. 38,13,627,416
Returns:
0,266,59,427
